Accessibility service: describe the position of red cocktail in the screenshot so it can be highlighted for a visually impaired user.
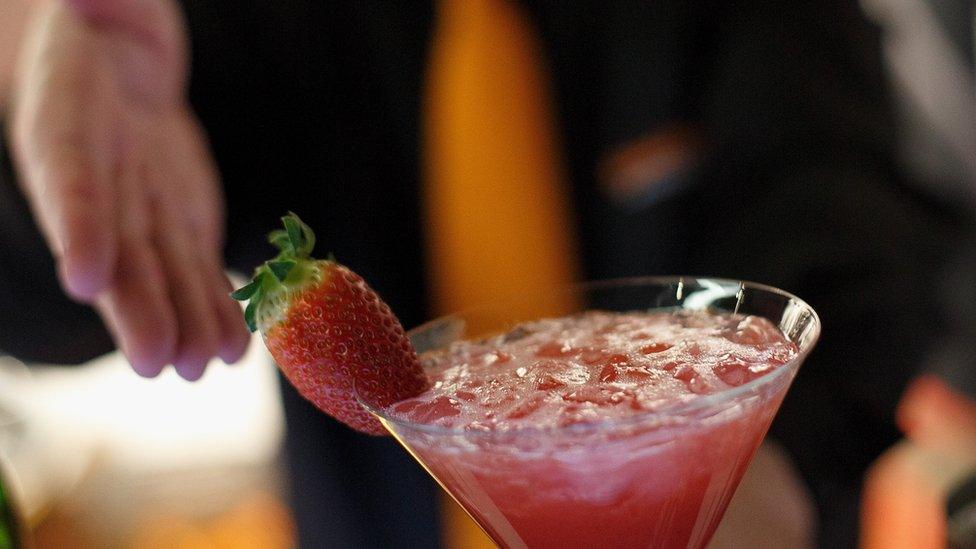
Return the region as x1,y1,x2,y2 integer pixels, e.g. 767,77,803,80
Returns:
359,278,820,549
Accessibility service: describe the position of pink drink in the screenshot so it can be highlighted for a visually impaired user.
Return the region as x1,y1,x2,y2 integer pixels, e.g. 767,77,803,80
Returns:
383,310,800,549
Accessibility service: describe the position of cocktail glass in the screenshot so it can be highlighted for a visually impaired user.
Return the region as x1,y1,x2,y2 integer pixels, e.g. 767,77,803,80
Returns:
357,277,820,549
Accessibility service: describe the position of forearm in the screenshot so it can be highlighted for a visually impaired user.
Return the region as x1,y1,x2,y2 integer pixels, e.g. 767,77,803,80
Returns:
0,118,114,364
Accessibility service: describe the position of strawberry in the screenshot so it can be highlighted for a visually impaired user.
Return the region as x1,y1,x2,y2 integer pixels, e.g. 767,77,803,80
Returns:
232,213,429,435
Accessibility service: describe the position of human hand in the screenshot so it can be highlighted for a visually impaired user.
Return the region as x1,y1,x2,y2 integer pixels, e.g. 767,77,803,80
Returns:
7,0,250,380
861,375,976,547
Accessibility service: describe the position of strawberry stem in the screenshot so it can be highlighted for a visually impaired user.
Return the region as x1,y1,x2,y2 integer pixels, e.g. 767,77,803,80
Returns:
233,212,323,332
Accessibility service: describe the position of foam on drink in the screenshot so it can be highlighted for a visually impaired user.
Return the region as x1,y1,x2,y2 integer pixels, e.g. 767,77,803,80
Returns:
389,310,797,430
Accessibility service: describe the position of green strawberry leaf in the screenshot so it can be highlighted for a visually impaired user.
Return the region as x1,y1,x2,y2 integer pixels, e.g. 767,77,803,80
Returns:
268,259,297,282
231,279,261,301
243,299,259,333
298,219,316,256
283,215,303,254
268,230,292,253
233,213,332,332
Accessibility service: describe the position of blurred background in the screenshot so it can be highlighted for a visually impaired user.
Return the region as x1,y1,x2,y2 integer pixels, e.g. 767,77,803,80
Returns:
0,0,974,548
0,334,292,547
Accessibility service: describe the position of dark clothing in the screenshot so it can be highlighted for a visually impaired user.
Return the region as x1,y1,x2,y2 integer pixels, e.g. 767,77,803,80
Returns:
0,2,969,547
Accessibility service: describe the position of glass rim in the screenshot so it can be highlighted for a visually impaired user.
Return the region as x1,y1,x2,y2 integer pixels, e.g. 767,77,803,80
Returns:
356,276,821,438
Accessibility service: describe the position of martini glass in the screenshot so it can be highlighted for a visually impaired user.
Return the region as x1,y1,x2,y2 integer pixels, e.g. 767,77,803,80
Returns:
358,277,820,549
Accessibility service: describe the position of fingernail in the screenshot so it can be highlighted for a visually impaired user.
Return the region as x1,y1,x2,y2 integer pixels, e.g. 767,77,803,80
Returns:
59,234,117,302
58,256,99,302
219,335,251,365
120,332,172,379
127,352,167,378
174,359,208,382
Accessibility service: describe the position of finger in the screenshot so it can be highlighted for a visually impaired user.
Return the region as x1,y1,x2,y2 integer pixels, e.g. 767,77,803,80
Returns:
95,233,178,377
162,108,247,363
152,185,222,382
12,14,119,301
169,108,225,256
209,266,252,364
41,148,119,301
94,148,177,377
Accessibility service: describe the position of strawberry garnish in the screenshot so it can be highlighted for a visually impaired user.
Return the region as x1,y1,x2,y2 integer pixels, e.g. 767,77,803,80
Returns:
232,213,429,435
